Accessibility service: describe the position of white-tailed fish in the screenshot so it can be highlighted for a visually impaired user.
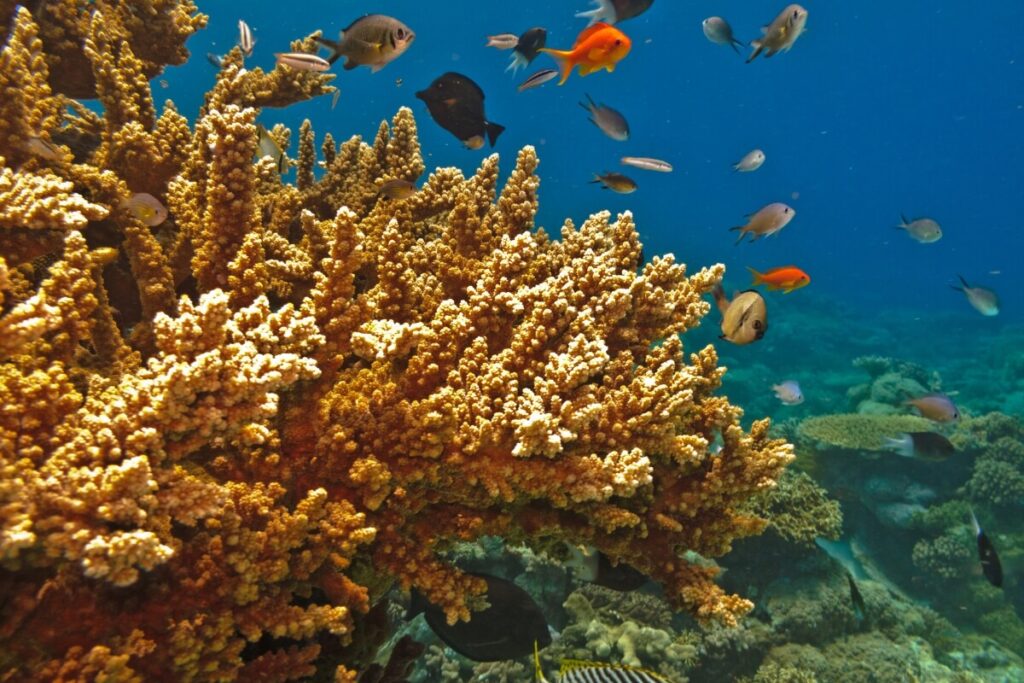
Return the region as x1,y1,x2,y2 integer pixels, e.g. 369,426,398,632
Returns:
275,52,331,72
575,0,655,26
970,508,1003,588
506,27,547,74
951,275,999,316
620,156,672,172
772,380,803,405
518,69,559,92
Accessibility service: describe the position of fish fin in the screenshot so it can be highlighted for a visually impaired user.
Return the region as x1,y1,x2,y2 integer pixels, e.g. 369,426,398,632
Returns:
574,0,614,27
579,63,601,77
730,37,745,54
730,227,747,245
958,274,971,289
343,59,359,71
533,641,549,683
746,266,763,286
579,93,597,113
485,122,505,147
313,36,342,64
761,25,769,34
746,42,764,63
539,48,573,84
370,63,385,73
506,52,528,73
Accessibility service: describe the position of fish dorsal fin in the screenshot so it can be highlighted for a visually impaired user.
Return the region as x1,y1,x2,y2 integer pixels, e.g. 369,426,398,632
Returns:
559,659,668,681
761,25,769,34
575,22,613,46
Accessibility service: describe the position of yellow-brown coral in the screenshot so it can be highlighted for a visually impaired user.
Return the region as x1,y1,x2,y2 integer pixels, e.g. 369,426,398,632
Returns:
797,414,937,451
0,7,793,679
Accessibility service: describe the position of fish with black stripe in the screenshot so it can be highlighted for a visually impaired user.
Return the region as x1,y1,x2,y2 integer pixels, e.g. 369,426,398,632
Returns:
534,642,670,682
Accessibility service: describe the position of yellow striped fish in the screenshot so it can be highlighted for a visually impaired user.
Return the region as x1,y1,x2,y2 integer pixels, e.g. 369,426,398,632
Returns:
534,643,669,682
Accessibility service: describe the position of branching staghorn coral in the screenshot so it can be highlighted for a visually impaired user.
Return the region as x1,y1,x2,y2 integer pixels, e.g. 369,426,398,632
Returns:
0,7,792,679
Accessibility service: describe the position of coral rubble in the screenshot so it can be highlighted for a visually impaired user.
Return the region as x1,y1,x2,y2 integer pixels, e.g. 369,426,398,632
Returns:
0,5,793,679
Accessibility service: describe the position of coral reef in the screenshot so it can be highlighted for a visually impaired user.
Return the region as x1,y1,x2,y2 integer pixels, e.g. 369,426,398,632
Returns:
0,6,793,679
797,413,936,451
742,470,842,545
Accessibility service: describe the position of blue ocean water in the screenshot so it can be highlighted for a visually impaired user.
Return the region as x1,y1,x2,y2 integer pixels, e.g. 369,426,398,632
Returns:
165,0,1024,322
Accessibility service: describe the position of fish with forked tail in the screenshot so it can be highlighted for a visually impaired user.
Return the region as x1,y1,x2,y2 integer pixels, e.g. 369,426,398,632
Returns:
314,14,414,72
748,4,808,63
730,203,795,244
416,72,505,150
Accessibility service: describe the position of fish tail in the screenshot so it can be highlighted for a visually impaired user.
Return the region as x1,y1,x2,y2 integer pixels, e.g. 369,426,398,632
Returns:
900,213,910,225
730,38,744,54
730,226,747,245
533,641,549,683
882,435,913,458
539,48,574,85
746,266,763,286
958,274,970,289
578,93,596,113
485,121,505,147
746,40,764,63
712,284,728,314
313,36,342,64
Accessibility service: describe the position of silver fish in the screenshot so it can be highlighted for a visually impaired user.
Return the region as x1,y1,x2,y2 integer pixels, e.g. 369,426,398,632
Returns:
733,149,765,172
897,214,941,243
238,19,254,56
314,14,414,73
620,156,672,172
702,17,743,53
486,33,519,50
730,202,795,244
952,275,999,316
275,52,331,72
772,380,803,405
580,94,629,141
517,68,558,92
748,4,808,63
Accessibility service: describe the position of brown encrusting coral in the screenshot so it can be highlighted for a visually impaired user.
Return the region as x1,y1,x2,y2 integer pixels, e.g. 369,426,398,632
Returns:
0,5,792,679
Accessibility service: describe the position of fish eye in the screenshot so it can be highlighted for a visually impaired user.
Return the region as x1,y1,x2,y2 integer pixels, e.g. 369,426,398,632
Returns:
397,28,407,39
615,39,622,46
753,320,763,330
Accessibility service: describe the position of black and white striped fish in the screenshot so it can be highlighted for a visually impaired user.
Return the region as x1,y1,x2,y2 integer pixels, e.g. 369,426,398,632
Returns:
535,643,669,682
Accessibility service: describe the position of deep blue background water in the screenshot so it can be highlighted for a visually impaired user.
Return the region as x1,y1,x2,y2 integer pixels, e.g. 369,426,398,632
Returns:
161,1,1024,325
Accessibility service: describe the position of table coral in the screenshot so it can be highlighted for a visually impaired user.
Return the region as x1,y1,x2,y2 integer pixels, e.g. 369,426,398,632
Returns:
797,413,936,451
0,7,793,679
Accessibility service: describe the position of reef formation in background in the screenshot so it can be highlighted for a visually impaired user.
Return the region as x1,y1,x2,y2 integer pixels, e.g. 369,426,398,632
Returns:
0,3,793,680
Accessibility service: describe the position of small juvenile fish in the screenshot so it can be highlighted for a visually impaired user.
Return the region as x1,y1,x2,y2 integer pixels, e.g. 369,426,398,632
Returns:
590,172,636,193
331,88,341,110
576,0,655,26
970,509,1002,588
748,265,809,293
540,23,632,85
275,52,331,72
903,393,959,422
702,17,743,53
620,156,672,172
535,642,668,683
952,275,999,316
518,68,558,92
580,94,629,141
22,136,62,161
748,4,809,63
730,202,795,244
896,214,942,243
238,19,254,57
121,192,168,226
206,52,224,68
378,179,417,200
772,380,803,405
713,286,767,345
883,432,955,461
733,148,765,172
314,15,415,72
507,27,547,74
486,33,520,50
256,125,289,174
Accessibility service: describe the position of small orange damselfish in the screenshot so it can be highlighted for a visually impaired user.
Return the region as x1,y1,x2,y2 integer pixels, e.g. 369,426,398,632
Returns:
538,23,631,85
748,265,810,293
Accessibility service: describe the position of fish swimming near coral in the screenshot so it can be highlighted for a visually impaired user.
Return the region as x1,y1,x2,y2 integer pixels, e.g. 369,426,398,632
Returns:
377,179,417,200
590,172,637,193
274,52,330,72
566,546,648,591
882,432,955,461
970,509,1003,588
507,27,547,74
534,641,668,682
772,380,804,405
237,19,254,57
121,192,168,227
748,265,810,293
314,14,415,72
256,125,289,174
415,72,505,149
847,571,867,625
409,573,551,662
580,94,630,141
951,275,999,316
576,0,655,26
902,393,959,422
730,203,796,244
713,286,767,345
539,23,632,85
747,4,809,63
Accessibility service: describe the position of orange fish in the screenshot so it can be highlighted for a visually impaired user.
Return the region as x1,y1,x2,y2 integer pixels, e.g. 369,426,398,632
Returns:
748,265,810,293
538,23,631,85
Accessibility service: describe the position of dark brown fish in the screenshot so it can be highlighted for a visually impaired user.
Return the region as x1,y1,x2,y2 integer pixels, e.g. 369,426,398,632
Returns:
590,172,636,193
416,72,505,149
577,0,655,25
883,432,955,461
971,509,1002,588
314,14,415,72
409,573,551,662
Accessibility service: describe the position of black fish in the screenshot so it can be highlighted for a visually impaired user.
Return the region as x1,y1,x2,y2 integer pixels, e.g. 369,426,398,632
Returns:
577,0,655,25
409,573,550,662
416,73,505,150
846,572,866,624
971,509,1003,588
883,432,956,461
594,552,647,592
508,27,547,73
